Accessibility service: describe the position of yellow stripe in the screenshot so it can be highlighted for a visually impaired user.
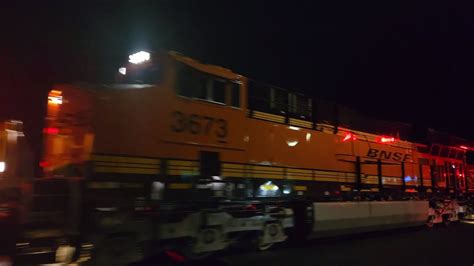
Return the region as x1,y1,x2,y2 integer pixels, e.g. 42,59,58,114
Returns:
314,170,341,176
253,111,283,119
288,168,311,174
222,171,244,177
424,181,433,186
94,166,159,175
168,183,193,189
167,160,199,176
289,122,309,127
222,163,244,169
294,185,307,191
92,155,159,164
254,116,285,123
360,188,379,193
251,165,284,179
168,160,198,166
287,169,312,180
253,111,285,123
88,182,120,189
315,177,355,182
289,118,312,128
222,164,355,182
313,170,355,182
287,175,312,181
252,165,284,171
168,169,199,176
362,175,378,184
87,182,144,189
340,185,352,191
382,176,402,185
121,183,144,188
222,163,245,177
253,173,284,179
95,161,159,169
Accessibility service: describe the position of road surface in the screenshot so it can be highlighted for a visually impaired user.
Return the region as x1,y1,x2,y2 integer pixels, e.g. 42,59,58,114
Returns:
16,222,474,265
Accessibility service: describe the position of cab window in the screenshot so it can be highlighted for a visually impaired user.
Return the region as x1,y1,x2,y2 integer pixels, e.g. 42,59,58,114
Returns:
430,145,440,156
449,149,458,159
176,64,240,107
440,147,449,158
289,92,312,119
417,146,429,153
230,82,240,107
270,87,288,113
209,78,226,104
466,151,474,164
176,65,206,99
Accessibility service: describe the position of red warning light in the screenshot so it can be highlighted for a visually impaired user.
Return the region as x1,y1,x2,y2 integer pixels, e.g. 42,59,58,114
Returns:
43,127,59,135
164,250,186,263
39,161,50,168
460,145,469,150
379,136,395,143
342,132,357,142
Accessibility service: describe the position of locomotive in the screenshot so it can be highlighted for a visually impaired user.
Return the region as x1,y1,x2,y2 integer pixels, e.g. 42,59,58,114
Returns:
28,50,473,264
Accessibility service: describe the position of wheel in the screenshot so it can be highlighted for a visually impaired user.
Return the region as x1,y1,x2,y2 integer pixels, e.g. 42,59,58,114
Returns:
256,239,274,251
180,228,222,259
254,223,282,251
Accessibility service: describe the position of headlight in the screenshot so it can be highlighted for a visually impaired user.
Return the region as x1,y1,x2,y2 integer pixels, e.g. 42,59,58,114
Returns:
129,51,150,64
55,245,76,263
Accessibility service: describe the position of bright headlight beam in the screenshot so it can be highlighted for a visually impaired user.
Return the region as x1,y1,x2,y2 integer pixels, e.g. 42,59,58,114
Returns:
118,67,127,75
128,51,150,64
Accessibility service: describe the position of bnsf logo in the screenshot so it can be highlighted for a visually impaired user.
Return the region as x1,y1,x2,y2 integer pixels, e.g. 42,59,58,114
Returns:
367,148,412,162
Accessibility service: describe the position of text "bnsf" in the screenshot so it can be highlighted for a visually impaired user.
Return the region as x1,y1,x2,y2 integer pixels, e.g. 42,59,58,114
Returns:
367,148,412,162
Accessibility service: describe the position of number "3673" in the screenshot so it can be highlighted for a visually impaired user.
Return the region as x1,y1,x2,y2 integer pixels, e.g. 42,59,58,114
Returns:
171,111,228,140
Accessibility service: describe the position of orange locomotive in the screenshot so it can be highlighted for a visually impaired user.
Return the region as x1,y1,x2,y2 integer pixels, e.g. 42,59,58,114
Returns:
42,51,473,200
38,51,472,262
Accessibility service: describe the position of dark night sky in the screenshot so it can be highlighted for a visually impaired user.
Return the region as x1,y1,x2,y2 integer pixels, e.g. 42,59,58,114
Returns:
1,1,474,156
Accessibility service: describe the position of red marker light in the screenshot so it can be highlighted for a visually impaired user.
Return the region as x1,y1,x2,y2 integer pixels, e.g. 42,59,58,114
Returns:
164,250,186,263
379,136,395,143
342,132,357,142
460,145,469,150
43,127,59,135
246,204,257,211
39,161,50,168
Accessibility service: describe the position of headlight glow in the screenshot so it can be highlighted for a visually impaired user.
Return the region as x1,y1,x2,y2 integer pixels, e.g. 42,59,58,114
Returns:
0,162,6,173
